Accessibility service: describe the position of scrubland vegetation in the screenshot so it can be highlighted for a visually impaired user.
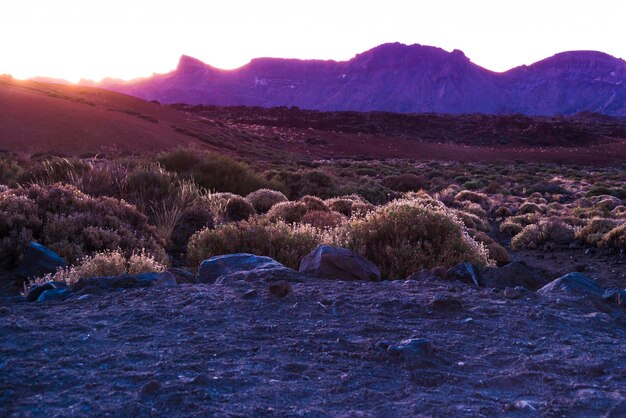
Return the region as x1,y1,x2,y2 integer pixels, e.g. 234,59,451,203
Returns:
0,149,624,285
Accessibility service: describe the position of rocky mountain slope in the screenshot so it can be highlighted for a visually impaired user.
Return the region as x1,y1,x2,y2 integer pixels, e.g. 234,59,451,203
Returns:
99,43,626,116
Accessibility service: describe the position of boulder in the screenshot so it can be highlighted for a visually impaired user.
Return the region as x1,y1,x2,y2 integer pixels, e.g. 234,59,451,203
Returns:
37,288,70,302
299,245,381,281
15,242,66,280
198,254,286,284
167,267,196,284
602,288,626,306
406,269,438,281
481,261,552,291
445,262,481,286
537,272,604,297
26,281,68,302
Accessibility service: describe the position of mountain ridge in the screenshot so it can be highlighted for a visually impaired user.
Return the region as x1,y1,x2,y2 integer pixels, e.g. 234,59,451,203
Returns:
95,43,626,116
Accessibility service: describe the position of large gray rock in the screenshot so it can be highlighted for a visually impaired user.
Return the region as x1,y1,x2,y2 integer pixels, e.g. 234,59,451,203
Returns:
15,242,66,280
537,272,604,297
481,261,552,291
299,245,381,281
70,272,168,292
26,281,68,302
198,254,286,284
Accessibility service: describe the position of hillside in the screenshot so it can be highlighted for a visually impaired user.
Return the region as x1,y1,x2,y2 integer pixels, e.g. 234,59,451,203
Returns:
2,76,626,164
98,43,626,116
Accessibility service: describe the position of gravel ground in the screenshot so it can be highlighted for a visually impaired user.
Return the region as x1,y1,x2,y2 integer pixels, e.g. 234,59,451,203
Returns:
1,274,625,417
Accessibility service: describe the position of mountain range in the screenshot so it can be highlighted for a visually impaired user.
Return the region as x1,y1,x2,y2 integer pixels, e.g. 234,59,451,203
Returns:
96,43,626,116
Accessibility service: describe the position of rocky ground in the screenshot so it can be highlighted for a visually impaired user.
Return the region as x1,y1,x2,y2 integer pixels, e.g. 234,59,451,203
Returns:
1,264,625,417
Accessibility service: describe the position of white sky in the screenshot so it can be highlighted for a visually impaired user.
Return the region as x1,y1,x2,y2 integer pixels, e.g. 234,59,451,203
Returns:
1,0,624,82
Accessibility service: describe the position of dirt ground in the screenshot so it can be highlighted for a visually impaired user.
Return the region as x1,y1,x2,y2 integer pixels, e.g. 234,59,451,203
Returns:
1,270,625,417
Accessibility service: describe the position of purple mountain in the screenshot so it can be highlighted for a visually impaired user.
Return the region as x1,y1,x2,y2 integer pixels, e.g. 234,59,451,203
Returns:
99,43,626,116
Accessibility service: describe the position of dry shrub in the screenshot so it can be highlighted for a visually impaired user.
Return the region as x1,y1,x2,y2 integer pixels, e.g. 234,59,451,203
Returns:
595,197,622,211
338,199,491,279
576,218,620,246
187,218,322,269
351,201,376,217
453,209,489,231
472,231,510,265
511,218,576,250
245,189,288,214
508,213,539,226
0,184,165,266
32,249,166,286
325,198,355,217
499,221,524,236
455,190,490,208
494,206,512,218
223,196,256,222
519,202,544,214
267,201,308,224
300,195,329,212
301,210,347,229
457,201,487,218
599,223,626,250
170,205,215,254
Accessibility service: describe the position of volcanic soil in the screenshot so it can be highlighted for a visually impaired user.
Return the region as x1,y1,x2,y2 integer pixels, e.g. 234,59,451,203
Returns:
1,272,625,417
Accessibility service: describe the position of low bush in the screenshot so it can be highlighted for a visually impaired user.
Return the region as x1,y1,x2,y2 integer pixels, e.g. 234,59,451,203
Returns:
300,195,329,212
338,199,491,279
32,250,166,286
187,218,322,269
170,205,215,254
599,223,626,250
511,218,576,250
576,218,620,246
245,189,288,214
223,196,256,222
301,210,346,229
499,221,524,236
267,201,308,224
0,184,165,266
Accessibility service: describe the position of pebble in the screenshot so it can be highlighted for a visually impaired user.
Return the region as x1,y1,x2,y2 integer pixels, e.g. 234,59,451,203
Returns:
387,338,433,359
0,306,11,315
139,380,161,397
242,289,259,299
268,281,292,298
430,294,463,311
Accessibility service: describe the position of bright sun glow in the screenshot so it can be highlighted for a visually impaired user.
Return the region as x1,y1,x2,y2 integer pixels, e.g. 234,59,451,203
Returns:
1,0,625,83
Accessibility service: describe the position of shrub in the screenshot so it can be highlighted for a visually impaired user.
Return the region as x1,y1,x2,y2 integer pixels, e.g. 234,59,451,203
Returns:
382,173,425,192
301,211,346,229
600,224,626,250
267,201,308,224
325,198,355,217
223,196,256,222
576,218,620,246
170,205,215,254
519,202,543,214
471,231,510,265
300,195,329,212
494,206,512,218
245,189,288,214
499,221,523,236
187,218,322,269
511,218,576,250
338,199,491,279
455,190,490,208
157,148,202,174
0,184,165,266
32,250,166,286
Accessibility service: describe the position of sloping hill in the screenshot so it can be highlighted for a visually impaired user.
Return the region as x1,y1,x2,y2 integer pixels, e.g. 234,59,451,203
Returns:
0,76,211,155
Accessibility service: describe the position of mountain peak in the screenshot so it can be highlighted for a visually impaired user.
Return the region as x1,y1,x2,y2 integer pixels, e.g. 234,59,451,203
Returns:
176,55,209,72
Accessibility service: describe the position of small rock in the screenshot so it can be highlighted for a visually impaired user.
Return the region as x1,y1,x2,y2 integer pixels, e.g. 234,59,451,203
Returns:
75,285,105,297
15,242,67,280
430,294,463,311
602,288,626,306
37,288,70,302
432,267,447,279
0,306,10,315
191,374,210,385
406,269,437,281
268,281,292,298
77,294,95,302
574,264,587,272
388,338,433,359
241,289,258,299
299,245,381,281
139,380,161,397
445,262,481,286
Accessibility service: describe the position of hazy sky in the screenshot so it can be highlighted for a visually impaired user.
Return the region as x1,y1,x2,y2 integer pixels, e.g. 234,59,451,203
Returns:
1,0,625,82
